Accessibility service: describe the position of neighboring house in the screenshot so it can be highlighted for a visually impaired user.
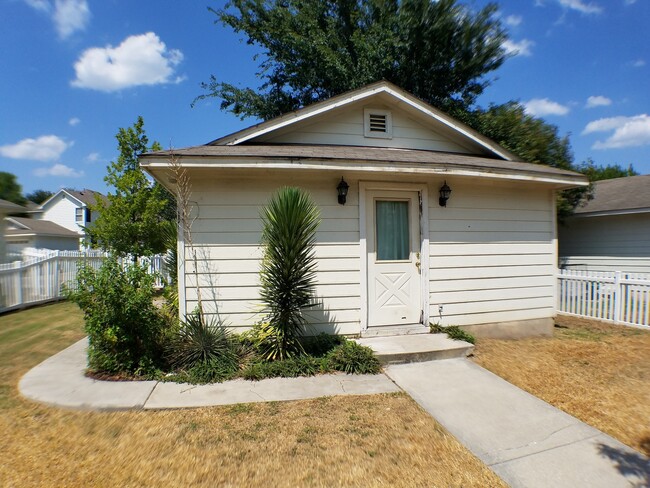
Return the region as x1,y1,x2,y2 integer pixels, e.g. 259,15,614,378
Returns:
559,174,650,275
33,189,107,249
0,199,25,263
5,217,82,254
141,81,587,338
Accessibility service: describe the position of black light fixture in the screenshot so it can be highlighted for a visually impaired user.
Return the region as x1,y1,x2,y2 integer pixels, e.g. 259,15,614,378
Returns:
439,181,452,207
337,177,349,205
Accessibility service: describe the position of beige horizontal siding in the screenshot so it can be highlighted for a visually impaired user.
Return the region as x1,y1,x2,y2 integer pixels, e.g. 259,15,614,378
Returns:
182,174,362,332
258,101,472,153
428,180,556,327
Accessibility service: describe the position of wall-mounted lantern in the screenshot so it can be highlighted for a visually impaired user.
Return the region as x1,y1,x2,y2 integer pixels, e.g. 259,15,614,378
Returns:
439,181,452,207
337,177,349,205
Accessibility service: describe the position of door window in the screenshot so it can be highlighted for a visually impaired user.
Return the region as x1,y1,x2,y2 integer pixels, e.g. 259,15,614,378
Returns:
375,200,409,261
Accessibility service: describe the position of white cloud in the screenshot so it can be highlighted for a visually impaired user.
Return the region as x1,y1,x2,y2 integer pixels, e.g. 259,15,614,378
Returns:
583,114,650,149
24,0,51,13
34,163,84,178
631,59,646,68
23,0,90,39
68,117,80,126
503,39,534,57
557,0,602,14
71,32,184,92
505,15,523,27
625,0,637,4
524,98,570,116
85,152,99,162
0,135,70,161
53,0,90,39
585,95,612,108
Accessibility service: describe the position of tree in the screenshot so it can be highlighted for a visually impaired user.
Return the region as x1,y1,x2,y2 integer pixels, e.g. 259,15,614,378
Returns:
197,0,508,119
25,189,53,205
88,117,172,258
0,172,26,205
576,159,638,182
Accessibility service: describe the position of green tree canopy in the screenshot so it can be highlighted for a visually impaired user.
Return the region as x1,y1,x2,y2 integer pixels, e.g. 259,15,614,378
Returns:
198,0,508,119
25,189,54,205
575,159,638,182
0,172,26,205
88,116,173,258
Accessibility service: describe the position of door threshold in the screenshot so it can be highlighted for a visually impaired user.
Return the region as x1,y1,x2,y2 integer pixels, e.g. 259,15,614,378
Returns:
361,323,429,338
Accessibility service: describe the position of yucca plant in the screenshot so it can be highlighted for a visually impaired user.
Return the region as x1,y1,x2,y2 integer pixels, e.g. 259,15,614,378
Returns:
258,187,320,360
167,311,237,370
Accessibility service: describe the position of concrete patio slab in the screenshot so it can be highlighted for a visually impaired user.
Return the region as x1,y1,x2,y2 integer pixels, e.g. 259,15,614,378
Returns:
356,333,474,364
385,358,650,488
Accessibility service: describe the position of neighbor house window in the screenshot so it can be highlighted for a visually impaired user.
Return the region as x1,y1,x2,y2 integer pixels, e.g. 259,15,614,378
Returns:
85,208,91,223
364,108,393,139
75,208,83,222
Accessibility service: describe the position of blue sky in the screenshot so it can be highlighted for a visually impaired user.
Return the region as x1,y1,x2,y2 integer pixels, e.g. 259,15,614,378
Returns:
1,0,648,196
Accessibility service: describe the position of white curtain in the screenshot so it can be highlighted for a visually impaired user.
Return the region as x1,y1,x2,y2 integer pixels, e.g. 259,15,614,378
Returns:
376,200,409,260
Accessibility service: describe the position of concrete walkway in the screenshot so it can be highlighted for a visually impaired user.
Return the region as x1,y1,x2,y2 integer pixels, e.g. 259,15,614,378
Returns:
18,338,399,411
385,359,650,488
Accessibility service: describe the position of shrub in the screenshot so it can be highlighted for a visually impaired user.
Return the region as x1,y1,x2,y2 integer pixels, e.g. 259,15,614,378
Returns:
325,341,381,375
241,355,323,381
167,312,238,370
258,187,321,360
302,333,345,357
66,257,168,375
430,323,476,344
185,356,239,384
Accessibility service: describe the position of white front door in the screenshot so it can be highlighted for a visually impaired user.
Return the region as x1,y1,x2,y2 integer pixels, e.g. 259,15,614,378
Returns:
366,190,422,327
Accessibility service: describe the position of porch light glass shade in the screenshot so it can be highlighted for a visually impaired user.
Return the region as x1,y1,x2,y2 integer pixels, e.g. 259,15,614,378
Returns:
439,181,452,207
375,200,409,261
337,177,349,205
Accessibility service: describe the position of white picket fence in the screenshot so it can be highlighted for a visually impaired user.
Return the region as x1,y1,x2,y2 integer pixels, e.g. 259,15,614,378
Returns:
0,250,169,313
558,269,650,328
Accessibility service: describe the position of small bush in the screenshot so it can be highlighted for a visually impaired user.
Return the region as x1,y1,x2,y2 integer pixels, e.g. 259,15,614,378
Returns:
325,341,381,375
241,355,323,381
430,323,476,344
66,257,168,375
184,356,239,384
167,312,237,369
302,333,345,357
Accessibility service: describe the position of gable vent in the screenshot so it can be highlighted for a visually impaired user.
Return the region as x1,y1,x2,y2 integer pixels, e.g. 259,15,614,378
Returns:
364,109,392,139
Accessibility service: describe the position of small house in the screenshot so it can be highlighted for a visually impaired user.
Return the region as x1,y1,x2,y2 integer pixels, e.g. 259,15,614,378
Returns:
141,82,587,338
32,189,107,249
559,174,650,275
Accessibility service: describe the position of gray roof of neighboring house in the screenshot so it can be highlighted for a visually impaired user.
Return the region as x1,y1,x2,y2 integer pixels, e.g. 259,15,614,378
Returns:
5,217,81,238
574,174,650,215
0,199,25,213
64,189,109,206
143,144,585,182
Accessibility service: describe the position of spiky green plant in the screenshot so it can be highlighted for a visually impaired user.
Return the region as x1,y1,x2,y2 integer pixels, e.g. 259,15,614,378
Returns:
258,187,320,360
167,312,237,369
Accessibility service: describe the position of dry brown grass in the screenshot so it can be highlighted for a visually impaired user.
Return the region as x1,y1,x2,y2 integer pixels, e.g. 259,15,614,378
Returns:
1,302,506,488
473,314,650,456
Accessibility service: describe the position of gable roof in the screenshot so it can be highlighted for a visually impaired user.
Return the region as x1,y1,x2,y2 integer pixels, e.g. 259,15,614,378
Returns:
39,188,108,209
574,174,650,216
0,199,25,213
208,81,518,161
5,217,81,238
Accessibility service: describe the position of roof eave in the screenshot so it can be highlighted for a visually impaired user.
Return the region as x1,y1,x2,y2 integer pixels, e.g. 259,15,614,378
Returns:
142,156,587,188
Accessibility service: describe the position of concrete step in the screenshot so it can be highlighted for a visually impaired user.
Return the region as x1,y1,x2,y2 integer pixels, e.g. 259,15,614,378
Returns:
360,323,429,338
355,333,474,365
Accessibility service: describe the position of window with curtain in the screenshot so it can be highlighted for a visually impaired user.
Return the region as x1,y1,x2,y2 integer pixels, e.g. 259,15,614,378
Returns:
375,200,409,261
